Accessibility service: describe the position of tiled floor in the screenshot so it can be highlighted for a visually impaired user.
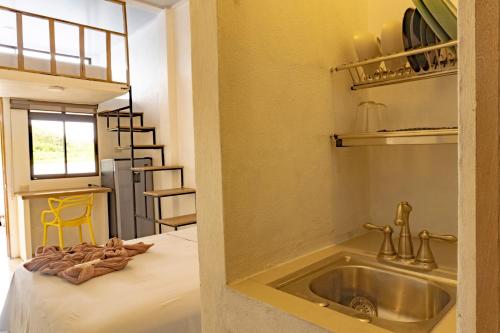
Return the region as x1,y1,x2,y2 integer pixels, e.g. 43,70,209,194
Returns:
0,226,22,313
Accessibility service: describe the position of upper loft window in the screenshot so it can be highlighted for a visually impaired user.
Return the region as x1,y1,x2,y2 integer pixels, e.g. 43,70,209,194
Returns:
0,0,125,33
28,110,98,180
0,0,129,84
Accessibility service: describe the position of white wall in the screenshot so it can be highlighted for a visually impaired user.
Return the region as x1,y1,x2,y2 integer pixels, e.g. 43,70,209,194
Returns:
98,3,168,164
98,1,196,231
163,0,196,217
2,99,108,257
366,0,458,235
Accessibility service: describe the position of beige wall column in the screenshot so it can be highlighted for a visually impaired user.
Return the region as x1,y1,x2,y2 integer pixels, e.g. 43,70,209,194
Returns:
459,0,500,332
190,0,226,331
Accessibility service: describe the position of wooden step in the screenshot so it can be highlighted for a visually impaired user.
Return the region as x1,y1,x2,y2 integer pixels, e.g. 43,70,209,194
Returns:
157,214,197,228
108,126,155,133
131,165,183,172
98,111,143,118
117,144,164,150
144,187,196,198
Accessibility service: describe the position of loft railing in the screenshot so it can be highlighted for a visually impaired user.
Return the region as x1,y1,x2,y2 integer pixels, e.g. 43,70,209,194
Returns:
0,2,130,85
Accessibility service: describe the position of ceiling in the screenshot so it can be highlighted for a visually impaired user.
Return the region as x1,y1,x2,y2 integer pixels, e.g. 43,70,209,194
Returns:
0,69,128,105
131,0,181,8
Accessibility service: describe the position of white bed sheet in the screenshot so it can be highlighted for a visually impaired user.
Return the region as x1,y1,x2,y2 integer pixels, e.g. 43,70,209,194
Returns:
167,227,198,243
0,227,201,333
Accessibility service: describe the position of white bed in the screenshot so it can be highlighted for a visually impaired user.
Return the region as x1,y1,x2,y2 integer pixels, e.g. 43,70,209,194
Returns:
0,227,201,333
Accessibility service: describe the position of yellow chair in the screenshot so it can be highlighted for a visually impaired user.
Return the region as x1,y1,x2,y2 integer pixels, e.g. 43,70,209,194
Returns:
41,194,96,249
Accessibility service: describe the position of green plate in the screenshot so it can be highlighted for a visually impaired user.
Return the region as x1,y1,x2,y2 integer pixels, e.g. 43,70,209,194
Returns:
443,0,457,17
423,0,457,40
411,0,450,42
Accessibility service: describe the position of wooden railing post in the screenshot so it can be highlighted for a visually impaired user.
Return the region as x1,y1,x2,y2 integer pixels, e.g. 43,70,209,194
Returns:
16,12,23,70
106,31,112,82
49,19,56,74
122,1,130,85
79,26,85,79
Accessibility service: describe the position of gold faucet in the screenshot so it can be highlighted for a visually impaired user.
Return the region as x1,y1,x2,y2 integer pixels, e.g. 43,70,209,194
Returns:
364,201,457,271
394,201,414,260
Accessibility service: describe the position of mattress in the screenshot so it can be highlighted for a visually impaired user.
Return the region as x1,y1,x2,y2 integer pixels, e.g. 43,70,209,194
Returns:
0,227,201,333
0,51,107,80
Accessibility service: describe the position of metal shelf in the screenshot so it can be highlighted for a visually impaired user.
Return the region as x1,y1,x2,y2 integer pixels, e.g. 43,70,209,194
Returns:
334,40,458,90
332,128,458,147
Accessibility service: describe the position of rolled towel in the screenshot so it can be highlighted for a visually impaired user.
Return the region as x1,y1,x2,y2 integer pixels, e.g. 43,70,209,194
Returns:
24,253,64,272
123,242,154,256
58,257,132,285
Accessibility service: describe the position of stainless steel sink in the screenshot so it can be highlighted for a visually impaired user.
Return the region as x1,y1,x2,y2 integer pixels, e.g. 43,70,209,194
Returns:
272,253,456,333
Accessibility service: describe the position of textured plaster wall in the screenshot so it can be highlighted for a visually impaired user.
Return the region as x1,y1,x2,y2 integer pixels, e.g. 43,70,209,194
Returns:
216,0,372,283
192,0,371,331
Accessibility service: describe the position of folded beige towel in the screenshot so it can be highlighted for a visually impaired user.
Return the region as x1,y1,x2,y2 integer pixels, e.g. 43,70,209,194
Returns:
58,257,133,285
24,238,154,284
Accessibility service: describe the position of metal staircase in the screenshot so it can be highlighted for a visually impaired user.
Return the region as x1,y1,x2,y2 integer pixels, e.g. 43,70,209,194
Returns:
98,88,197,237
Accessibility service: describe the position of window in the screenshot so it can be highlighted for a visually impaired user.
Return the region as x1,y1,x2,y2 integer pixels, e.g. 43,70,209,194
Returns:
28,111,98,179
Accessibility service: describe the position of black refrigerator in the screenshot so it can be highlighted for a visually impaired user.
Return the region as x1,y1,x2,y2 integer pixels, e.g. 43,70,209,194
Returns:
101,158,155,240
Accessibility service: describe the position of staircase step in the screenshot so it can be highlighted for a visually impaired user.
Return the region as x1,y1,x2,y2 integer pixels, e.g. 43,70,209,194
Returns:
108,126,155,133
144,187,196,198
131,165,183,172
117,144,164,150
98,111,143,118
157,214,197,228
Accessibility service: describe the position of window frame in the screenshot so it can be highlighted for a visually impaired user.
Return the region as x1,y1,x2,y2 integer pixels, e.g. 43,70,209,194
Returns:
28,110,99,180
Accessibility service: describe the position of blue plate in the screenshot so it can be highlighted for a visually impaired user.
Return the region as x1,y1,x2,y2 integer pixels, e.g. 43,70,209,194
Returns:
411,10,430,71
403,8,420,72
420,17,440,67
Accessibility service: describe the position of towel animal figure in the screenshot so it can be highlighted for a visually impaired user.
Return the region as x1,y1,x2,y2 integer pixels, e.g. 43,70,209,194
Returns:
24,238,154,284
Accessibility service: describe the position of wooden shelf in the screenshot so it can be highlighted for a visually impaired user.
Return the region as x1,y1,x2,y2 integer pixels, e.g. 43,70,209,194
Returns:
98,111,143,118
144,187,196,198
108,126,155,133
157,214,197,228
333,129,458,147
116,144,164,150
15,186,112,199
131,165,183,172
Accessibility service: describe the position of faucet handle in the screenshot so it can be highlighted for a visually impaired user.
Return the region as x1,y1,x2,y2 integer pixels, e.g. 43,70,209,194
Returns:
416,230,457,269
363,223,397,260
427,232,457,243
364,223,388,232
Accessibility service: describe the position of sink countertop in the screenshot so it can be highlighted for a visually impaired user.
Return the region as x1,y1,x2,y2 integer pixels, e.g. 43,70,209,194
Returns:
230,232,457,333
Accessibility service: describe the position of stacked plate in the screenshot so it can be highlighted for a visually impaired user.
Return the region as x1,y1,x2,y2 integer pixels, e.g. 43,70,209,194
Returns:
402,0,457,72
353,0,457,75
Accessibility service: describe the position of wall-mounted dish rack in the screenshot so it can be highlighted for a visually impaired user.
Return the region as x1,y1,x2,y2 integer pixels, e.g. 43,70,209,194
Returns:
334,40,457,90
332,128,458,147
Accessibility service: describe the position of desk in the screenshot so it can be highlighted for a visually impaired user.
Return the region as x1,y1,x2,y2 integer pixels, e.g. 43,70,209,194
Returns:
15,186,112,199
15,187,112,260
